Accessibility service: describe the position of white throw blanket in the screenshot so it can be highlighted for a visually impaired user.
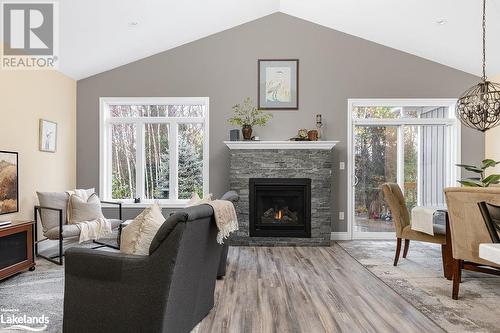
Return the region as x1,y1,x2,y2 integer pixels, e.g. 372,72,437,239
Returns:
411,206,445,236
66,190,112,243
206,200,239,244
75,218,112,243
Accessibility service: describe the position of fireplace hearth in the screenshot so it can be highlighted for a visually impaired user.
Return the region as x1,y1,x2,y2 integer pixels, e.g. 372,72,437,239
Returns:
249,178,311,238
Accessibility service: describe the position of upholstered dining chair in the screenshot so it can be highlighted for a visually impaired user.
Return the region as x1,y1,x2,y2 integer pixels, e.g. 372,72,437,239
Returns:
381,183,446,266
444,187,500,299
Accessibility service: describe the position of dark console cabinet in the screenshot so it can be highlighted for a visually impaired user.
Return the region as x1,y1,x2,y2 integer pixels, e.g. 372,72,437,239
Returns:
0,221,35,281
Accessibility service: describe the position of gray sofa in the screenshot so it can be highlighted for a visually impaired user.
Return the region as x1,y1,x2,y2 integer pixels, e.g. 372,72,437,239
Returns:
63,192,238,333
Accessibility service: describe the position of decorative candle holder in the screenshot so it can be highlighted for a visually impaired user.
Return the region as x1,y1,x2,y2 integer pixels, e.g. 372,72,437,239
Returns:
316,114,323,140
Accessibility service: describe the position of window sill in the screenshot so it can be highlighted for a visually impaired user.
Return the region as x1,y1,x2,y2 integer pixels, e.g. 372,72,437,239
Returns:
102,202,189,209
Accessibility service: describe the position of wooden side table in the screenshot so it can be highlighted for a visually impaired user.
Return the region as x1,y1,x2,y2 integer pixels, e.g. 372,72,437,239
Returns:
0,220,36,281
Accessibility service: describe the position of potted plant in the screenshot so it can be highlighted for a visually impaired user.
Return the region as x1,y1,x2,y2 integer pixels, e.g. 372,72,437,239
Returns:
228,97,272,140
457,159,500,187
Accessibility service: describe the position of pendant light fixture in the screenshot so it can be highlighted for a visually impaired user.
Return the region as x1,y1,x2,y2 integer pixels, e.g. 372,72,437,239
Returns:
456,0,500,132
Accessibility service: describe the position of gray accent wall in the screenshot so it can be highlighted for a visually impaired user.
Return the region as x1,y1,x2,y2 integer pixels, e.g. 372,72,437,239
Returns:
77,13,484,232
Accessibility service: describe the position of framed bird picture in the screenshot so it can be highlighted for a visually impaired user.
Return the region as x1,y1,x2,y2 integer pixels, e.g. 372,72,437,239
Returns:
39,119,58,153
258,59,299,110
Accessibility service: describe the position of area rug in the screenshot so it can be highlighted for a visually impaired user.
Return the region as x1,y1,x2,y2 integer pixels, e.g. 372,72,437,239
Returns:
0,258,64,332
338,240,500,333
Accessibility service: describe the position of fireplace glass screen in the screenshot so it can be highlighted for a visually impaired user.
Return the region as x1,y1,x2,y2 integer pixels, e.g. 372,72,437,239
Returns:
249,178,311,238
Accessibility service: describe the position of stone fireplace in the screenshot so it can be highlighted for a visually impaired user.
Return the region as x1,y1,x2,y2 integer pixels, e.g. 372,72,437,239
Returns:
226,140,337,246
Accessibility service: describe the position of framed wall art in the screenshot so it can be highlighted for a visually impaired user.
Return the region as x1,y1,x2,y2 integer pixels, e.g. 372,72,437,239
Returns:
0,151,18,215
39,119,57,153
258,59,299,110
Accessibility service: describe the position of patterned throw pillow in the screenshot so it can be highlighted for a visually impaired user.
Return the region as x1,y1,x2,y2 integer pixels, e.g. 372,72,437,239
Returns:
120,203,165,256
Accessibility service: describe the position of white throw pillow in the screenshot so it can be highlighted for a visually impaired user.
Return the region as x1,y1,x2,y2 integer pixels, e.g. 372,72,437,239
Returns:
186,192,212,207
69,188,95,201
120,203,165,256
68,193,104,224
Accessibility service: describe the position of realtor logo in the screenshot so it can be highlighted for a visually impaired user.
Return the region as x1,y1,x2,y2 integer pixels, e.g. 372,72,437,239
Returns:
1,1,59,69
1,309,49,331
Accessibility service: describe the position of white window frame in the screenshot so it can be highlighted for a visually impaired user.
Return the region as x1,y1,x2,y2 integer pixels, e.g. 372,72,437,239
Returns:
346,98,461,240
99,97,209,208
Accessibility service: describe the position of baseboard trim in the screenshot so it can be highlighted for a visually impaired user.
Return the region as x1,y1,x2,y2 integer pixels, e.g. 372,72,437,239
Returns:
331,232,350,241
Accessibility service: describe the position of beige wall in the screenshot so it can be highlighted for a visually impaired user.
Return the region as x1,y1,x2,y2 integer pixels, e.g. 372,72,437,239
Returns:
485,74,500,174
0,69,76,226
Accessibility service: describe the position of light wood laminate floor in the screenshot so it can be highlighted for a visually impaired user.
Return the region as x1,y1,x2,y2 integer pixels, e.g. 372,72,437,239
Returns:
197,244,444,333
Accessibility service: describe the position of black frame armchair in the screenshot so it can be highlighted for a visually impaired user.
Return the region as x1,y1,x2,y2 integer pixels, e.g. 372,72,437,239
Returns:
34,205,64,265
34,201,123,265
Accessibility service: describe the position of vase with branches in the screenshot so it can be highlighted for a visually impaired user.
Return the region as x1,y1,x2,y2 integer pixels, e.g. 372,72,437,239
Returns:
457,159,500,187
228,97,272,140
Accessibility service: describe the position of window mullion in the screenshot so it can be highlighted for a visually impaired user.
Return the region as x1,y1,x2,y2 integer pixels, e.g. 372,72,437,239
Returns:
203,109,209,197
136,122,145,200
106,122,112,200
416,111,422,205
170,122,179,201
397,125,405,193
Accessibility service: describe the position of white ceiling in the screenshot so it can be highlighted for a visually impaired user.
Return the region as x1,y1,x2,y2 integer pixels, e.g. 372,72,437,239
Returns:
59,0,500,80
60,0,279,79
280,0,500,79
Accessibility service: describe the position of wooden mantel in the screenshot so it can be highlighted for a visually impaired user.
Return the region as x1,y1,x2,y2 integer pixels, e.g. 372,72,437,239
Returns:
224,140,339,150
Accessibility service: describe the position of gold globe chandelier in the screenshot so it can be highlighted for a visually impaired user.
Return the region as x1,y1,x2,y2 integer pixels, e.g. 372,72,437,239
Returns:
456,0,500,132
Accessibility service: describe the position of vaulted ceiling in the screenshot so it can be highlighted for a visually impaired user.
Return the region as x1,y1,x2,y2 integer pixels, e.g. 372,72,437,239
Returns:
60,0,500,80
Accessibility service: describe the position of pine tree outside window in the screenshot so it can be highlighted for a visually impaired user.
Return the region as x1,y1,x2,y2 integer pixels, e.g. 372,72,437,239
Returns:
99,97,209,207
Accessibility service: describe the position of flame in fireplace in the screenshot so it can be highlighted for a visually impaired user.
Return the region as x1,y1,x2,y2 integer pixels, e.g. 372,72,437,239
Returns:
275,209,283,220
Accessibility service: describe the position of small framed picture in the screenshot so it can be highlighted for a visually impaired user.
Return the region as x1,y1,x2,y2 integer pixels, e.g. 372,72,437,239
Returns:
39,119,57,153
258,59,299,110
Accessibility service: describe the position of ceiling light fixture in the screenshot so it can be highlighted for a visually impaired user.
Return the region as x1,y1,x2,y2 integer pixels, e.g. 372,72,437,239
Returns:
456,0,500,132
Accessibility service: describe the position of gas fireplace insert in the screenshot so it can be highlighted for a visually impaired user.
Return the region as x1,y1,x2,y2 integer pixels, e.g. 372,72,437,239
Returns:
249,178,311,238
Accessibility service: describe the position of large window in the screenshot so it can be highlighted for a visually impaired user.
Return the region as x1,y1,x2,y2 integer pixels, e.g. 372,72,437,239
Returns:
100,97,209,206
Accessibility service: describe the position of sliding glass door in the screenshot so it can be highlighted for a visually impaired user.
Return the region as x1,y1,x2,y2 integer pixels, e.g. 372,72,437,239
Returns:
349,101,460,239
353,125,397,234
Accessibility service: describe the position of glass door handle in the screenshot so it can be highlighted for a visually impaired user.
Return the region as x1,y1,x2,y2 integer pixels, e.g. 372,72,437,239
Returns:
353,175,359,186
